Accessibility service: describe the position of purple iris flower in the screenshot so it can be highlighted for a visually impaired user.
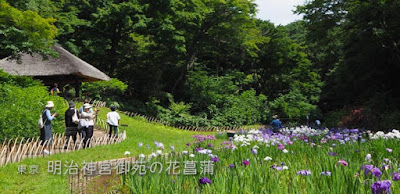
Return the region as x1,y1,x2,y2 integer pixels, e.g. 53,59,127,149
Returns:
372,167,382,179
242,160,250,166
336,159,348,166
210,156,220,163
328,152,338,156
386,148,393,153
138,142,143,147
371,180,391,194
361,165,374,176
297,170,311,176
382,164,391,171
170,145,175,150
383,158,391,163
350,129,359,133
320,171,331,176
251,148,258,154
199,177,212,185
228,164,235,168
208,143,213,148
277,144,285,150
392,172,400,181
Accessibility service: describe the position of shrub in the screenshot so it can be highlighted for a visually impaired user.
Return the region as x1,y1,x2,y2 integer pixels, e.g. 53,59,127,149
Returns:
269,88,316,120
82,78,128,103
0,70,67,141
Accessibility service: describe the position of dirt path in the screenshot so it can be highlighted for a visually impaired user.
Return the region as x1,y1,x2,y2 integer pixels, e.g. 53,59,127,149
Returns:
93,128,108,138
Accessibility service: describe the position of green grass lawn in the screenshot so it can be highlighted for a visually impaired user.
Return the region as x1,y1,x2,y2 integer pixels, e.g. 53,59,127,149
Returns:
0,107,222,193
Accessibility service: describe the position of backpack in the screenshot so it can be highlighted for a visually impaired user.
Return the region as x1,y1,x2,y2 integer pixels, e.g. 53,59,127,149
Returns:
38,110,47,129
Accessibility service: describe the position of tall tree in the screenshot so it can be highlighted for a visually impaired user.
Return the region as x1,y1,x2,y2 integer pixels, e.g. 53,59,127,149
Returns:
162,0,260,96
0,0,57,59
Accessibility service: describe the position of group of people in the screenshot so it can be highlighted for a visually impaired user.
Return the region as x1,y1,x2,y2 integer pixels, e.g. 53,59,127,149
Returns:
39,99,121,154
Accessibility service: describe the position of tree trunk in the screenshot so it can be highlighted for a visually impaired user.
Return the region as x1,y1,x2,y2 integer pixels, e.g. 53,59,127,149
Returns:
171,49,198,95
108,23,122,76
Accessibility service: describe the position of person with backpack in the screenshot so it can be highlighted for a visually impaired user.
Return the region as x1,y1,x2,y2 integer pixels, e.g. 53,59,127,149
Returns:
64,102,79,149
40,101,58,154
107,106,120,137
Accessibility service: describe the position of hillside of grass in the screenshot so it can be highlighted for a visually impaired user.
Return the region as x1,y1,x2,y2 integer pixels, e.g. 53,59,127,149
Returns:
0,107,222,193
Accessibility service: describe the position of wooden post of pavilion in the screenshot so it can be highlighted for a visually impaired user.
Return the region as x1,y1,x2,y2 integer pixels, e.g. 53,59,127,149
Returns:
74,81,81,98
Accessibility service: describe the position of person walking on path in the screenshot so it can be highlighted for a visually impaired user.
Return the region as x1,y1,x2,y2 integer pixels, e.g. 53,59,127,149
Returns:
80,103,95,148
270,115,283,133
107,106,120,137
64,102,79,149
40,101,58,154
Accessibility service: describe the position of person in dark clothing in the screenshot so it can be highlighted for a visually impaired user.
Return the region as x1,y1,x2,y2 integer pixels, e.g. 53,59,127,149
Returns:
64,102,79,149
270,115,283,133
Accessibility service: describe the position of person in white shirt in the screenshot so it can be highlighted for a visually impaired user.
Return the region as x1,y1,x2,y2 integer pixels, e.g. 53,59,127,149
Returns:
107,106,120,137
81,103,95,148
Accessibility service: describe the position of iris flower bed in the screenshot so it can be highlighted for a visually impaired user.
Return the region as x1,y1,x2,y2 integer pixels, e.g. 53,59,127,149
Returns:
120,127,400,193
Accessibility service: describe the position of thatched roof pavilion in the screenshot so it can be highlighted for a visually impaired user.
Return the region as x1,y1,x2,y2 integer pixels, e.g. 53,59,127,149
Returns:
0,45,110,97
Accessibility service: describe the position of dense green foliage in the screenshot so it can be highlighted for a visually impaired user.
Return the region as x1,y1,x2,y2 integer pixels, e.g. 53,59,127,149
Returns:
82,78,128,108
0,70,67,141
295,0,400,130
0,0,57,59
154,71,267,126
29,0,319,126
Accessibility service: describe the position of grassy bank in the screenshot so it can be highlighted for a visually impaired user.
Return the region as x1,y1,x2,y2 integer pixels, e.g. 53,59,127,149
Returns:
0,107,220,193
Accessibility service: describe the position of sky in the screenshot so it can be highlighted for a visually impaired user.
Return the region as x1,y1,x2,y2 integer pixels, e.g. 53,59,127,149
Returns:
254,0,306,25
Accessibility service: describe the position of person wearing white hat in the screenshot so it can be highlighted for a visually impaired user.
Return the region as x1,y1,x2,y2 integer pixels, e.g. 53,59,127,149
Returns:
80,103,95,148
78,99,94,114
40,101,58,154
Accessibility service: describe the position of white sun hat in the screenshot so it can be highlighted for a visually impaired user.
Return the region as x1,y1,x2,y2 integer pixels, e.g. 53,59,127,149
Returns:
83,103,92,109
45,101,54,108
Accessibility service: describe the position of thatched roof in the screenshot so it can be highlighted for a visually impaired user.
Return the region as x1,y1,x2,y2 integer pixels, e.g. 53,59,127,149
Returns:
0,45,110,82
